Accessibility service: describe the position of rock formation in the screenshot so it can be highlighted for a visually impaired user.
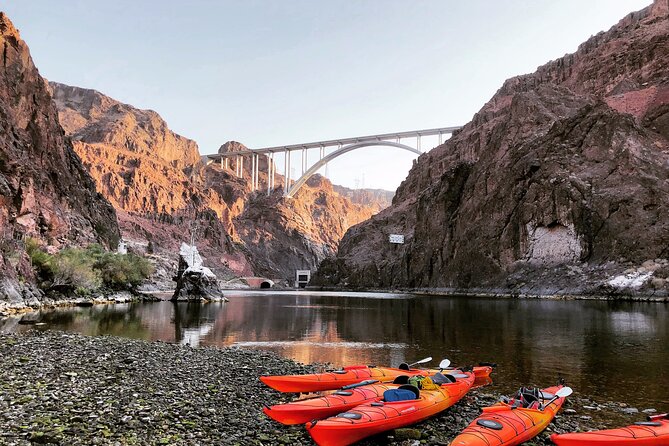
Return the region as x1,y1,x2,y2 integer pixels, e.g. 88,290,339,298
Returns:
233,174,380,278
50,82,244,283
172,243,224,301
0,13,120,310
315,0,669,295
332,185,394,213
50,85,392,285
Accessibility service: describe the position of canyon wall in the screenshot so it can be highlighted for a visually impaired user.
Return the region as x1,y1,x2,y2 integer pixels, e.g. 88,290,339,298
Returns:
0,14,120,308
315,0,669,295
50,84,392,284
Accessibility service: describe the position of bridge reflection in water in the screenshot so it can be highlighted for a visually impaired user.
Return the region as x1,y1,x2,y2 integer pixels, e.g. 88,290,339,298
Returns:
1,291,668,410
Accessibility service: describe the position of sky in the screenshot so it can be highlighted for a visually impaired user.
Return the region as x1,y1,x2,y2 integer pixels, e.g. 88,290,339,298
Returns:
1,0,651,191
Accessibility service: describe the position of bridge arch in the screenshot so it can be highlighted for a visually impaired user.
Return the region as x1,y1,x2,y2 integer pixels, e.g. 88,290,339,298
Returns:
285,141,421,198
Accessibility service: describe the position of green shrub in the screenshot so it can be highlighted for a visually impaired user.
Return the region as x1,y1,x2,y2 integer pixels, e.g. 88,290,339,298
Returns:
51,248,101,291
25,238,55,281
94,252,154,290
25,239,153,292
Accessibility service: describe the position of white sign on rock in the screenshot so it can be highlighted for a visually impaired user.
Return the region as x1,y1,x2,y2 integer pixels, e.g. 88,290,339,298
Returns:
389,234,404,244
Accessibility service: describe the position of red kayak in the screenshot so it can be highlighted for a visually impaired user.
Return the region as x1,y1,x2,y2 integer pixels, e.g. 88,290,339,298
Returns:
306,371,475,446
264,370,476,425
550,414,669,445
260,363,493,393
450,385,572,446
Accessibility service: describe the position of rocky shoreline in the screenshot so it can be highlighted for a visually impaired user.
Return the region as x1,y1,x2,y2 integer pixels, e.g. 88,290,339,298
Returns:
0,331,654,446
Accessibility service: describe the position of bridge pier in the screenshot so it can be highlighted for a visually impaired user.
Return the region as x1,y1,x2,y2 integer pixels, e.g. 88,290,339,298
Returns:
284,150,291,195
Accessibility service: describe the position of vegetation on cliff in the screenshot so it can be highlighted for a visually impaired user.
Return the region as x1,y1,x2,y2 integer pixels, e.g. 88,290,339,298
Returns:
26,239,153,295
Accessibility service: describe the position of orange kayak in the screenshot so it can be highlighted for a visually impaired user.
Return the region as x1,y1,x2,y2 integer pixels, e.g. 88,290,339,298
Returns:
306,371,475,446
260,364,493,393
450,385,569,446
550,414,669,445
265,371,476,425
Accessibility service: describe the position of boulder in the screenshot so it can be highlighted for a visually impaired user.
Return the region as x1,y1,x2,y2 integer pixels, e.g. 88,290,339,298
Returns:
172,243,224,301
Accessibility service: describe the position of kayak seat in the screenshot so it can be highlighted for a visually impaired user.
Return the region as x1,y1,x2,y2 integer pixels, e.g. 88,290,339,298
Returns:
398,384,420,399
383,385,420,402
392,375,410,384
398,362,410,370
431,372,456,385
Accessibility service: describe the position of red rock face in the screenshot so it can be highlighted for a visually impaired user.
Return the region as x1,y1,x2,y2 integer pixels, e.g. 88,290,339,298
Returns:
0,13,120,305
0,14,119,255
316,1,669,293
50,85,392,281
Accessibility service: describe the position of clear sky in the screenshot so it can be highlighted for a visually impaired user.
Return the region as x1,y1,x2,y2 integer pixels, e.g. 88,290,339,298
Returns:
2,0,651,191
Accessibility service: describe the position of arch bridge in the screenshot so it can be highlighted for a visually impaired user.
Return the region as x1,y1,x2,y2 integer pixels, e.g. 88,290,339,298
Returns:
204,126,461,198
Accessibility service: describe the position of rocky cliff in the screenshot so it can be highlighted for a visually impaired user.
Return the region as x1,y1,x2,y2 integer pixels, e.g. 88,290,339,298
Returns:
50,85,391,284
332,185,394,213
0,13,120,309
234,174,379,277
315,0,669,295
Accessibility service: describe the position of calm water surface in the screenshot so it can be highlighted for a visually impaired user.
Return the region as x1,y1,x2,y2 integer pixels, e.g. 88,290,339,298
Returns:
2,291,667,409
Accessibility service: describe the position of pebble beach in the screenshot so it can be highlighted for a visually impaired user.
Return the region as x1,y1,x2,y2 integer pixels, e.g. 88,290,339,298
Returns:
0,331,644,446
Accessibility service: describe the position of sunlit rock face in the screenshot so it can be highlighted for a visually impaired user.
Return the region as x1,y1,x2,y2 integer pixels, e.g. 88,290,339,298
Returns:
315,1,669,293
0,13,119,308
50,85,393,282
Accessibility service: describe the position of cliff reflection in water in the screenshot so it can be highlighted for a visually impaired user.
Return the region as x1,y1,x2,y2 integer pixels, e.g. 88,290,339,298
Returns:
1,292,667,409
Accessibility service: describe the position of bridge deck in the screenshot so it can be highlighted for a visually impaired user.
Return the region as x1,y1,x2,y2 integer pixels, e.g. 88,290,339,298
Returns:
205,126,462,159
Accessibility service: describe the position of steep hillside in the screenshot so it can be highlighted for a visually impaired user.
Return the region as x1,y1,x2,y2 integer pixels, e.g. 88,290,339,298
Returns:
332,184,394,213
315,0,669,295
234,174,379,277
50,85,390,283
0,13,120,309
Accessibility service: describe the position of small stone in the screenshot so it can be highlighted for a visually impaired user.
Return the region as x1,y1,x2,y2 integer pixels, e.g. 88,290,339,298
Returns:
643,408,657,414
394,428,422,440
564,409,577,414
622,407,639,414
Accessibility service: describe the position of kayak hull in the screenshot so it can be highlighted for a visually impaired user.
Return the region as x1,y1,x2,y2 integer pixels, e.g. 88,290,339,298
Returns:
263,383,392,425
306,372,475,446
550,419,669,445
449,385,567,446
261,364,493,393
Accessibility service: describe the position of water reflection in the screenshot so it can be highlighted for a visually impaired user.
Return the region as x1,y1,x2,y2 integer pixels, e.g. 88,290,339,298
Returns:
1,292,667,409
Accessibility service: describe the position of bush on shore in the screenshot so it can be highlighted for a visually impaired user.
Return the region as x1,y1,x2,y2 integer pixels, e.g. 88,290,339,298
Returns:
26,239,154,294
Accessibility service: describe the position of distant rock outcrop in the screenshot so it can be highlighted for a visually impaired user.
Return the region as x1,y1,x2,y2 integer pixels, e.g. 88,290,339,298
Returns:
172,243,224,301
233,174,380,278
0,13,119,310
315,0,669,295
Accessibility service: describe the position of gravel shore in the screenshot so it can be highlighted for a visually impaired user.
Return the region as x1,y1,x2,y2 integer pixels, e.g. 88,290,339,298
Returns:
0,331,626,445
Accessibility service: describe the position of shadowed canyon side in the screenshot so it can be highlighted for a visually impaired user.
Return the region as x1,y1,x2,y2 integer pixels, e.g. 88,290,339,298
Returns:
50,84,393,284
315,0,669,295
0,14,120,308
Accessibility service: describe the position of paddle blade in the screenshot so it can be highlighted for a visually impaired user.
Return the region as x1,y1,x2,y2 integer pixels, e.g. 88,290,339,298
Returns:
409,357,432,367
556,386,573,398
438,359,451,369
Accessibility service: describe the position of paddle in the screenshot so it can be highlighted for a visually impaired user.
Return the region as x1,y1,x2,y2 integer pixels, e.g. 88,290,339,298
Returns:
408,357,432,368
539,386,573,410
438,359,451,370
340,379,379,390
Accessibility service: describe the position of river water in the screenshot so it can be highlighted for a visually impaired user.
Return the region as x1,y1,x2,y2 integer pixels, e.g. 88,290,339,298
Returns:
1,291,667,410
